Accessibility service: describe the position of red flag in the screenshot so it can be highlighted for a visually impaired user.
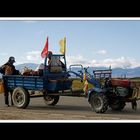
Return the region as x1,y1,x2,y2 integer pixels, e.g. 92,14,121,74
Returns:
41,37,48,58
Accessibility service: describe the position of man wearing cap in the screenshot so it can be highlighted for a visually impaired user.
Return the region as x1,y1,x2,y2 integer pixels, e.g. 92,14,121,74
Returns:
0,56,20,106
0,57,16,74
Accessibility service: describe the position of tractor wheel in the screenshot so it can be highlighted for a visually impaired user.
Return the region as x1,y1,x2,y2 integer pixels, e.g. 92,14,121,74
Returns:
110,100,125,111
44,95,60,106
12,87,30,109
90,93,108,113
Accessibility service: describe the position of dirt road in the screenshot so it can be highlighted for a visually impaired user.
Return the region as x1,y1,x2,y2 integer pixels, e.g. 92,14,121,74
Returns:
0,94,140,120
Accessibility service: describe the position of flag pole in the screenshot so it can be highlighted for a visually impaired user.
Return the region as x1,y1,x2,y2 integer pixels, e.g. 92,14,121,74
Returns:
64,37,67,71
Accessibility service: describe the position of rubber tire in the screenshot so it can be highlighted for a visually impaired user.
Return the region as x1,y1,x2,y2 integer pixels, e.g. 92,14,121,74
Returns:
110,100,125,111
44,95,60,106
90,93,108,113
12,87,30,109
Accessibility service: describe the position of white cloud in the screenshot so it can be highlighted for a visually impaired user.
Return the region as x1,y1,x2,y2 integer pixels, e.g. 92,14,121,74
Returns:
97,50,107,55
67,55,91,67
100,57,140,68
26,51,40,61
17,51,43,64
16,52,140,69
67,55,140,69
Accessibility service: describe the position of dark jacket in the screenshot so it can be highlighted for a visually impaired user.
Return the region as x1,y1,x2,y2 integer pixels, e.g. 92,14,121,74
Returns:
0,62,19,75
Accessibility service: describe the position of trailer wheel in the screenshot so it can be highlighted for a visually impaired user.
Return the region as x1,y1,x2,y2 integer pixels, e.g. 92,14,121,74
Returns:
44,95,60,106
12,87,30,109
90,93,108,113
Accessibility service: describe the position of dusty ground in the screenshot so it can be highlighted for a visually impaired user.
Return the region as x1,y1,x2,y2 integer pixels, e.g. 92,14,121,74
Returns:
0,94,140,121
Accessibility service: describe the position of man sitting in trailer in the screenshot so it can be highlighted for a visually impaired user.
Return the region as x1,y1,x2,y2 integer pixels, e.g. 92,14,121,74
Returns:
48,56,63,73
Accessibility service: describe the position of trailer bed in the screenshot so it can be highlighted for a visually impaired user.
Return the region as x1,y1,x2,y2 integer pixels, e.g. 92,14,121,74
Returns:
3,75,72,92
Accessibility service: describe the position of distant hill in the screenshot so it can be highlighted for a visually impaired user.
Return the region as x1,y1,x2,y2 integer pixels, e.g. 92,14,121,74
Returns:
68,66,140,78
111,67,140,78
15,63,38,71
0,63,140,78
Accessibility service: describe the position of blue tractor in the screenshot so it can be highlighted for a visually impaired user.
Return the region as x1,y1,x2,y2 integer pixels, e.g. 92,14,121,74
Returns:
88,69,140,113
68,64,136,113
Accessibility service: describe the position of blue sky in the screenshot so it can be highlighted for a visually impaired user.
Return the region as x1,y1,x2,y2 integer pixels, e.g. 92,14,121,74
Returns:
0,18,140,69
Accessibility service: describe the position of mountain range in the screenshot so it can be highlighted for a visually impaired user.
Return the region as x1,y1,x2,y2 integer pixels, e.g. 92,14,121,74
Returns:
14,63,140,78
15,63,38,71
0,63,140,78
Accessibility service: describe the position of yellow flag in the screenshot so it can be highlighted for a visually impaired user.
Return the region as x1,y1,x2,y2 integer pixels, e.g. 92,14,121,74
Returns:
83,73,87,81
83,80,88,95
59,37,66,54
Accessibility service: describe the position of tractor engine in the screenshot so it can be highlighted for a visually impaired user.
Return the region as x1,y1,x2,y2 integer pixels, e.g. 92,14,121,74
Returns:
111,78,131,97
115,86,129,97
